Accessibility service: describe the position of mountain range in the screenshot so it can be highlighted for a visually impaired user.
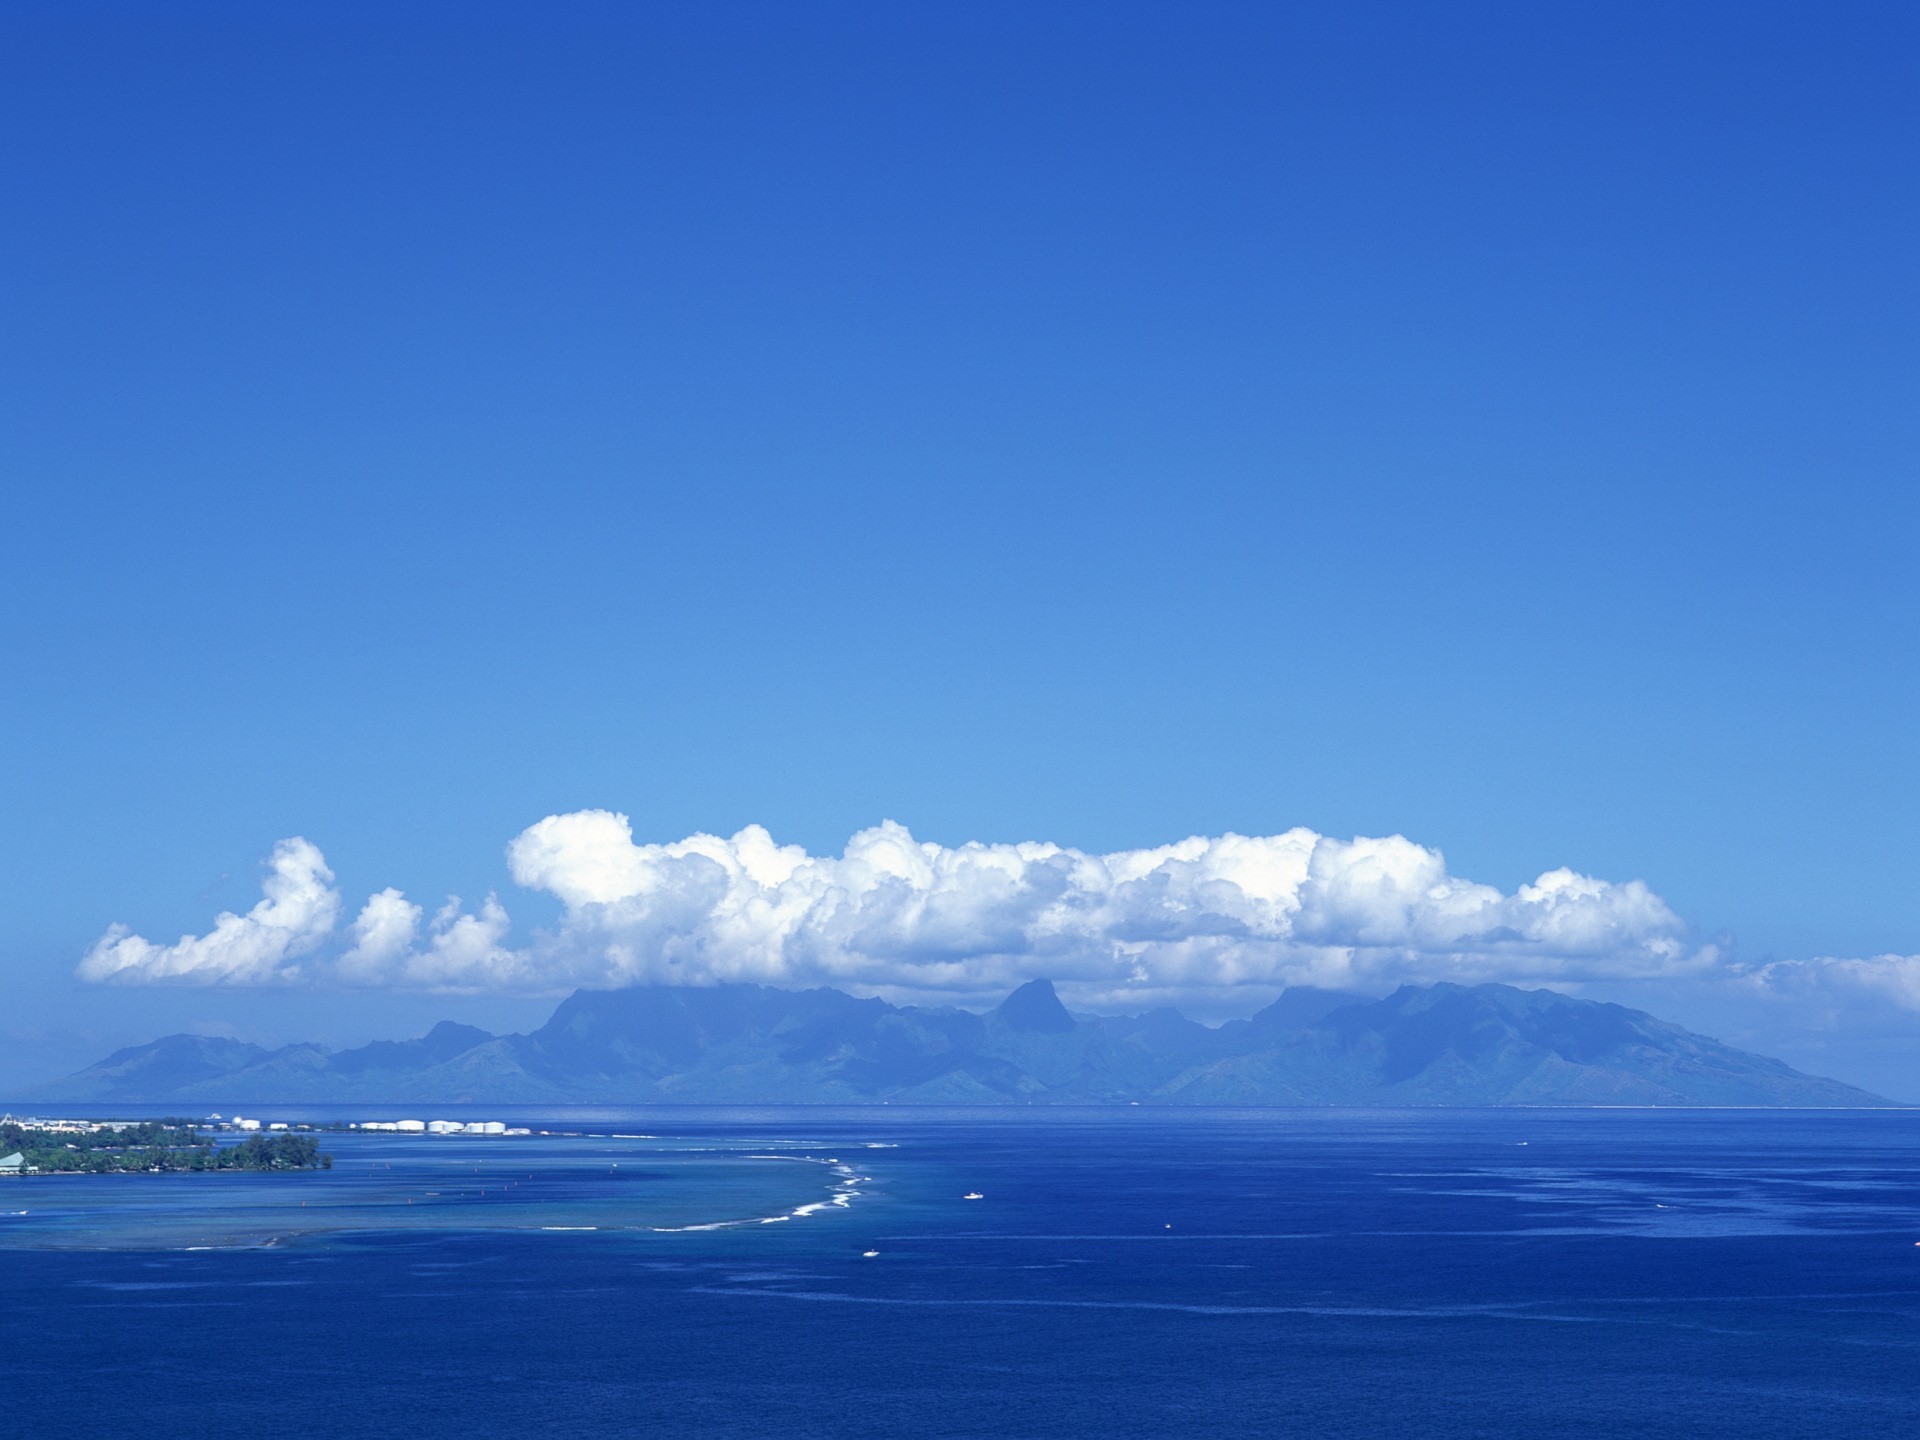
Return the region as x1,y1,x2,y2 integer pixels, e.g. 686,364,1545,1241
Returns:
22,979,1889,1107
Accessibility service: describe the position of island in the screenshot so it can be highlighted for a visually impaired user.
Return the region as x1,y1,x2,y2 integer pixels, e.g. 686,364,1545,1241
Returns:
26,979,1890,1108
0,1118,331,1175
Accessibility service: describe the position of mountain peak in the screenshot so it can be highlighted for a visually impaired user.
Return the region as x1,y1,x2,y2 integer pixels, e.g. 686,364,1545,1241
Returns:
1249,986,1369,1032
417,1021,498,1058
993,978,1077,1034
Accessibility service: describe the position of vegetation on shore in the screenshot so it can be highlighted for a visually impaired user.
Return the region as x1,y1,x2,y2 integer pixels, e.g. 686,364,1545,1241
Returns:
0,1120,331,1174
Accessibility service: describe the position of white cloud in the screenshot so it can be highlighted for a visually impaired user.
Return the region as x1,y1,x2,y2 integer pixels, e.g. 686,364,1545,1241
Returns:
78,838,341,986
401,894,519,989
1739,953,1920,1013
336,888,423,982
495,811,1700,999
334,888,518,990
72,814,1712,998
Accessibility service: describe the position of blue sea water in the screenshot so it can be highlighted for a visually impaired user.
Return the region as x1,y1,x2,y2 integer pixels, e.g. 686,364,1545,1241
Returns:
3,1106,1917,1437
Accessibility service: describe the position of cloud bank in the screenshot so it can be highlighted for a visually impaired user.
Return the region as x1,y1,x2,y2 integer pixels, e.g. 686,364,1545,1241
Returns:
1737,953,1920,1016
495,812,1703,1001
80,812,1718,1001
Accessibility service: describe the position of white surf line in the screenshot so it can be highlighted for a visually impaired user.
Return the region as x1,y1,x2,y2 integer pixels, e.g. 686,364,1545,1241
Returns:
649,1150,874,1233
764,1157,866,1223
495,1139,884,1237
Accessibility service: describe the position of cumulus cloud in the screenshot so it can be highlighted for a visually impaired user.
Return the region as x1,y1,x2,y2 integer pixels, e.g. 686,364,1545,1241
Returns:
75,813,1715,999
394,894,519,989
78,838,341,986
491,811,1700,1001
323,886,520,990
337,888,421,980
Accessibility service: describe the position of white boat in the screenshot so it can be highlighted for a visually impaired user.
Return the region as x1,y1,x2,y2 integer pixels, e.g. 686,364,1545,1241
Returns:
862,1249,880,1258
963,1191,984,1200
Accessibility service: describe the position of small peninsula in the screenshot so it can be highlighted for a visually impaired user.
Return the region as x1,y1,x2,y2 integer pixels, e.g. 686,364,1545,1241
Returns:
0,1118,331,1175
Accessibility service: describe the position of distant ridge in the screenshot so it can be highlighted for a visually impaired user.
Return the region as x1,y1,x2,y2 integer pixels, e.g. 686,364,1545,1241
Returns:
25,980,1890,1108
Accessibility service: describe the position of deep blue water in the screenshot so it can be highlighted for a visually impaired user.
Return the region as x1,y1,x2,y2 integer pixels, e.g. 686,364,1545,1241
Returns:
4,1107,1918,1437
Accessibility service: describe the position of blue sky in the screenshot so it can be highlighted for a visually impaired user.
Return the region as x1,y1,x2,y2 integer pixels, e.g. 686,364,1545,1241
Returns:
3,2,1915,1092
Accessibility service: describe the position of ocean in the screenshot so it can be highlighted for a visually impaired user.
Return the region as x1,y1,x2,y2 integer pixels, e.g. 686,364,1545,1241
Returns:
2,1106,1916,1437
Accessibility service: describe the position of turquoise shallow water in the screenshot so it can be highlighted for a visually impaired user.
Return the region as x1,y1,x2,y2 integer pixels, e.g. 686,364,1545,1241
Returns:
0,1126,867,1249
3,1106,1919,1437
